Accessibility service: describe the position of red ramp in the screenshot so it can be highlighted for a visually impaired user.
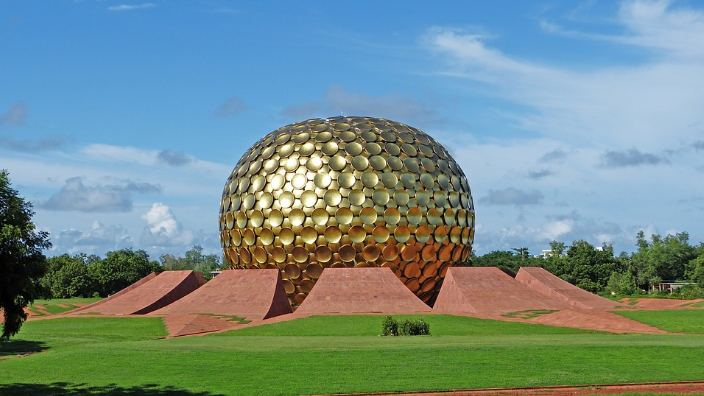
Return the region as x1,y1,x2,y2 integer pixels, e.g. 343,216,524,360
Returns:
516,267,621,310
433,267,569,314
153,269,292,320
72,271,204,315
295,267,432,315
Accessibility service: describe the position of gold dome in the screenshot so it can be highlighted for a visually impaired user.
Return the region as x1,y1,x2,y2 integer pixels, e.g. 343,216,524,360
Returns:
219,116,474,308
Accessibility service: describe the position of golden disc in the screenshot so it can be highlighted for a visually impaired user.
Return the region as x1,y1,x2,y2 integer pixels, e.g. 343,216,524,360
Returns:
272,246,287,263
311,208,329,226
349,225,366,243
372,226,390,243
291,247,308,263
242,229,256,246
362,245,381,261
394,225,410,242
348,189,366,206
279,191,295,208
407,207,422,224
338,172,355,188
314,246,332,263
359,207,377,225
335,207,354,225
421,245,437,261
289,208,306,226
339,245,357,262
259,228,275,245
415,225,430,243
307,263,324,279
301,190,318,208
285,263,302,278
301,226,318,244
324,190,342,206
361,172,379,188
324,226,342,243
279,228,295,245
314,173,332,189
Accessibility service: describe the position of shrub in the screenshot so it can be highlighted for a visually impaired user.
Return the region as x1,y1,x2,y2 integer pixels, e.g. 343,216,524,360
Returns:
399,318,430,335
381,316,398,336
381,316,430,336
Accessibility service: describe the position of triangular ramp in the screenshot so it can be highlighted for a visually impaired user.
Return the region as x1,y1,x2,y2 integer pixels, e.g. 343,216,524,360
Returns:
72,271,204,315
295,267,432,315
433,267,570,315
516,267,622,310
153,269,292,320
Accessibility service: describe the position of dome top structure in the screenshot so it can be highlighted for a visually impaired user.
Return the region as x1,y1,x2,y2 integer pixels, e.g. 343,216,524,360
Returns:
219,116,474,308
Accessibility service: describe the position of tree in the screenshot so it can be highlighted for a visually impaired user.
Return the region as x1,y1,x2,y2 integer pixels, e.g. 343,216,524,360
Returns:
89,249,160,297
0,170,51,339
546,240,620,293
41,254,95,298
629,232,696,289
512,247,529,261
160,245,222,280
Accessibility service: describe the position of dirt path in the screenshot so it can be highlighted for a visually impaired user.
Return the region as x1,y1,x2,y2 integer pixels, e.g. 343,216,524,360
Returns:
343,381,704,396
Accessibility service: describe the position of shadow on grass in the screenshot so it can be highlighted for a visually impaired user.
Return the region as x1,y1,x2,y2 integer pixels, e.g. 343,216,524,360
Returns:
0,340,48,358
0,383,226,396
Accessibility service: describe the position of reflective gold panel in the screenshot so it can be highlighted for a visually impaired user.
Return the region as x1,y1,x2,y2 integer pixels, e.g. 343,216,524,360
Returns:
220,116,474,309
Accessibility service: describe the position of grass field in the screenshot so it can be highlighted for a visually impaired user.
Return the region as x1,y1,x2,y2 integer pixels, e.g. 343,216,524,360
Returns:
1,312,704,396
27,298,101,316
614,309,704,334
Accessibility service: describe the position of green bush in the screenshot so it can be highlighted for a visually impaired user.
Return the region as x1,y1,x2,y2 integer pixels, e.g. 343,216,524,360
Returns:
381,316,430,336
399,318,430,335
381,316,398,336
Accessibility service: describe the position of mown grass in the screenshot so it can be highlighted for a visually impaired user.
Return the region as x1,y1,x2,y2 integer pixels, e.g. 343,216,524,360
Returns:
614,309,704,334
28,297,101,316
1,314,703,396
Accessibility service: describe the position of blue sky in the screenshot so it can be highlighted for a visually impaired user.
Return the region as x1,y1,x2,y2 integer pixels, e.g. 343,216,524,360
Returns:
2,0,703,259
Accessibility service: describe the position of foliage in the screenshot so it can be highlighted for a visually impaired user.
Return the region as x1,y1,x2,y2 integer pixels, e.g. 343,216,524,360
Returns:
398,318,430,335
543,240,621,293
381,315,398,336
467,249,541,275
630,231,697,288
0,170,51,340
470,231,704,297
89,249,160,297
41,254,97,298
607,271,638,295
159,245,222,280
381,316,429,336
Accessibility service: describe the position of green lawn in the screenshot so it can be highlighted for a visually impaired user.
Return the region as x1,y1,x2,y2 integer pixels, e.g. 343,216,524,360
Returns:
1,314,703,396
28,297,101,316
614,309,704,334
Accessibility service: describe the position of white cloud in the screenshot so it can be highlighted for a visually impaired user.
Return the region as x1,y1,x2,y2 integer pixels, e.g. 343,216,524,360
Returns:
108,3,155,12
42,177,161,212
423,3,704,151
53,221,135,255
540,219,574,240
81,144,157,166
140,203,196,247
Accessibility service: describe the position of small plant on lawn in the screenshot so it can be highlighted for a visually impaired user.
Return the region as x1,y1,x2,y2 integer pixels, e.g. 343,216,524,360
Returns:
382,316,430,336
381,315,398,336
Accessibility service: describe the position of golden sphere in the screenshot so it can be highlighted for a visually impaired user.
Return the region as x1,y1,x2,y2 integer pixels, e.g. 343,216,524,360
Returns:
219,116,475,308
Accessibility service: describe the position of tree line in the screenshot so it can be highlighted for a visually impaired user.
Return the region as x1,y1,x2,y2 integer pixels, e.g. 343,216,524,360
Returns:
40,245,224,299
467,231,704,298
